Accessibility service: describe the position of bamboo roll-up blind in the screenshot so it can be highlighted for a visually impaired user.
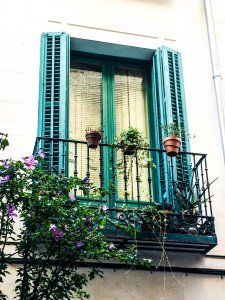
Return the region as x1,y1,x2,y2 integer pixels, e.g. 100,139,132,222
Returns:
69,63,103,190
114,68,149,200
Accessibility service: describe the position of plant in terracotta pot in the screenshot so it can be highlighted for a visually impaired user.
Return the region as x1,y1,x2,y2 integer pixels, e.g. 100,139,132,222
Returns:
85,128,102,149
162,123,185,157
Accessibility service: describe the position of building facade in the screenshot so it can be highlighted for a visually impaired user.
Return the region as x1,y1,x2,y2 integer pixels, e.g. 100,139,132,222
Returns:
1,0,225,299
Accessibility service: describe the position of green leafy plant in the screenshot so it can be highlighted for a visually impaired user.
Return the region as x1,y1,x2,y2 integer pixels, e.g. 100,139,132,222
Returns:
161,122,186,138
0,133,9,151
0,146,154,299
85,127,103,133
115,126,149,149
174,176,217,215
115,127,156,198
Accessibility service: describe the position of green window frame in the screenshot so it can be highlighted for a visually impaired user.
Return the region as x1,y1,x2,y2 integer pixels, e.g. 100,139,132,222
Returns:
37,32,190,209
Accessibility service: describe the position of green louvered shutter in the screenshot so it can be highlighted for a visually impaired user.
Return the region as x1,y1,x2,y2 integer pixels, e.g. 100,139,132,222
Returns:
38,32,70,173
151,46,190,206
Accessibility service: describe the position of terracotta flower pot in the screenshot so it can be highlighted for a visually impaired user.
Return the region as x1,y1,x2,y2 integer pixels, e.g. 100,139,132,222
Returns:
163,136,181,157
85,131,102,149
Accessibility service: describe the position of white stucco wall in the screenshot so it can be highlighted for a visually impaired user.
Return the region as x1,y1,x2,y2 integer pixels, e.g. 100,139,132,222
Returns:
2,266,225,300
1,0,225,299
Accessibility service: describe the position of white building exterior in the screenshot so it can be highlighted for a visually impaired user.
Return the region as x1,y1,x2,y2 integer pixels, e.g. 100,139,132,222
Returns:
1,0,225,299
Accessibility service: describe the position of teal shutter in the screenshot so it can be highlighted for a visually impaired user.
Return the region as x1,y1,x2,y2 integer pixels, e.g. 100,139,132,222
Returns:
38,32,70,173
151,46,190,206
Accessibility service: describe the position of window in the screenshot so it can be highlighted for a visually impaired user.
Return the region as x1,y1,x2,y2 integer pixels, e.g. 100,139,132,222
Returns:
69,56,150,201
37,32,190,207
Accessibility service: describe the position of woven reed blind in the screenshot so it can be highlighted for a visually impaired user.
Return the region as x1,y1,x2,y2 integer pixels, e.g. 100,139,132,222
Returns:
114,68,149,200
69,63,103,188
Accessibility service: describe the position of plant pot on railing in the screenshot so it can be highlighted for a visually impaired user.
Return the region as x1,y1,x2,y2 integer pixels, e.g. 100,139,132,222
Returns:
161,122,186,157
163,136,181,157
85,130,102,149
115,127,149,156
121,143,136,155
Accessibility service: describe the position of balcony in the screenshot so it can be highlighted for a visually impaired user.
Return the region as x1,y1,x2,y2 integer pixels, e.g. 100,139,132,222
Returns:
34,137,217,253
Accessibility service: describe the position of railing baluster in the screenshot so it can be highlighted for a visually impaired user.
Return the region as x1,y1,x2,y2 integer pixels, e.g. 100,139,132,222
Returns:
159,152,165,207
170,156,176,209
73,142,78,198
86,145,90,202
204,157,213,216
147,150,153,203
110,146,116,205
135,149,140,208
123,151,128,204
61,140,65,175
73,142,78,177
200,160,208,216
193,155,202,215
99,145,103,203
49,139,53,173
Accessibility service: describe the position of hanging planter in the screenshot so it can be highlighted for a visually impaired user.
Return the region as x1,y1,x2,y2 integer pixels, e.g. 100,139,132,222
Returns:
163,136,181,157
121,143,136,155
85,130,102,149
115,127,149,156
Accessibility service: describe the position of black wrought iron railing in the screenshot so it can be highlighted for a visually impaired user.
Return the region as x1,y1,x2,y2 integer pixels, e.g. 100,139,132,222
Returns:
34,137,216,242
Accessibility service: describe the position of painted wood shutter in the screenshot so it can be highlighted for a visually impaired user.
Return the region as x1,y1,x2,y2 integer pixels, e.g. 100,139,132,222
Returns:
38,32,70,173
151,46,190,205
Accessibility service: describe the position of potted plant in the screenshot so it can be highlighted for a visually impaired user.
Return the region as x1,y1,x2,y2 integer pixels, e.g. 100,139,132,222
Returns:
85,128,102,149
115,127,148,155
162,123,184,157
140,203,168,233
115,127,156,193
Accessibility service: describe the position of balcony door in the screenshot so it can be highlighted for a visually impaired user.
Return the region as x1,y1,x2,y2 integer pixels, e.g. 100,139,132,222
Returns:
69,55,151,203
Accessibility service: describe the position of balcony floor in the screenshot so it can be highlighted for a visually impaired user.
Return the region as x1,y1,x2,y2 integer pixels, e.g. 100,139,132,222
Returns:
105,230,217,254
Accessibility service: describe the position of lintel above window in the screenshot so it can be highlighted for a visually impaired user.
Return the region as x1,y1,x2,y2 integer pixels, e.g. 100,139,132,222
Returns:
70,37,155,61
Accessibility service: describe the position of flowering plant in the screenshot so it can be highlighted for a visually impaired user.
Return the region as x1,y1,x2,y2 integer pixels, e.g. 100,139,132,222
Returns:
0,139,152,299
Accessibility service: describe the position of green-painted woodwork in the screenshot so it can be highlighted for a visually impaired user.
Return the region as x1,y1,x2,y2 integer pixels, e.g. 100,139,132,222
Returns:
151,46,190,206
38,32,70,174
38,33,190,209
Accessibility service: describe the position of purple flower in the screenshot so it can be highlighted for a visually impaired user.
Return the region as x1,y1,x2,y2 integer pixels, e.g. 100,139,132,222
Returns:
0,175,10,184
76,241,84,249
109,243,116,251
49,224,65,241
22,155,38,170
58,190,63,196
82,176,90,184
37,149,45,159
2,160,10,169
69,190,76,201
101,205,108,212
7,204,18,219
